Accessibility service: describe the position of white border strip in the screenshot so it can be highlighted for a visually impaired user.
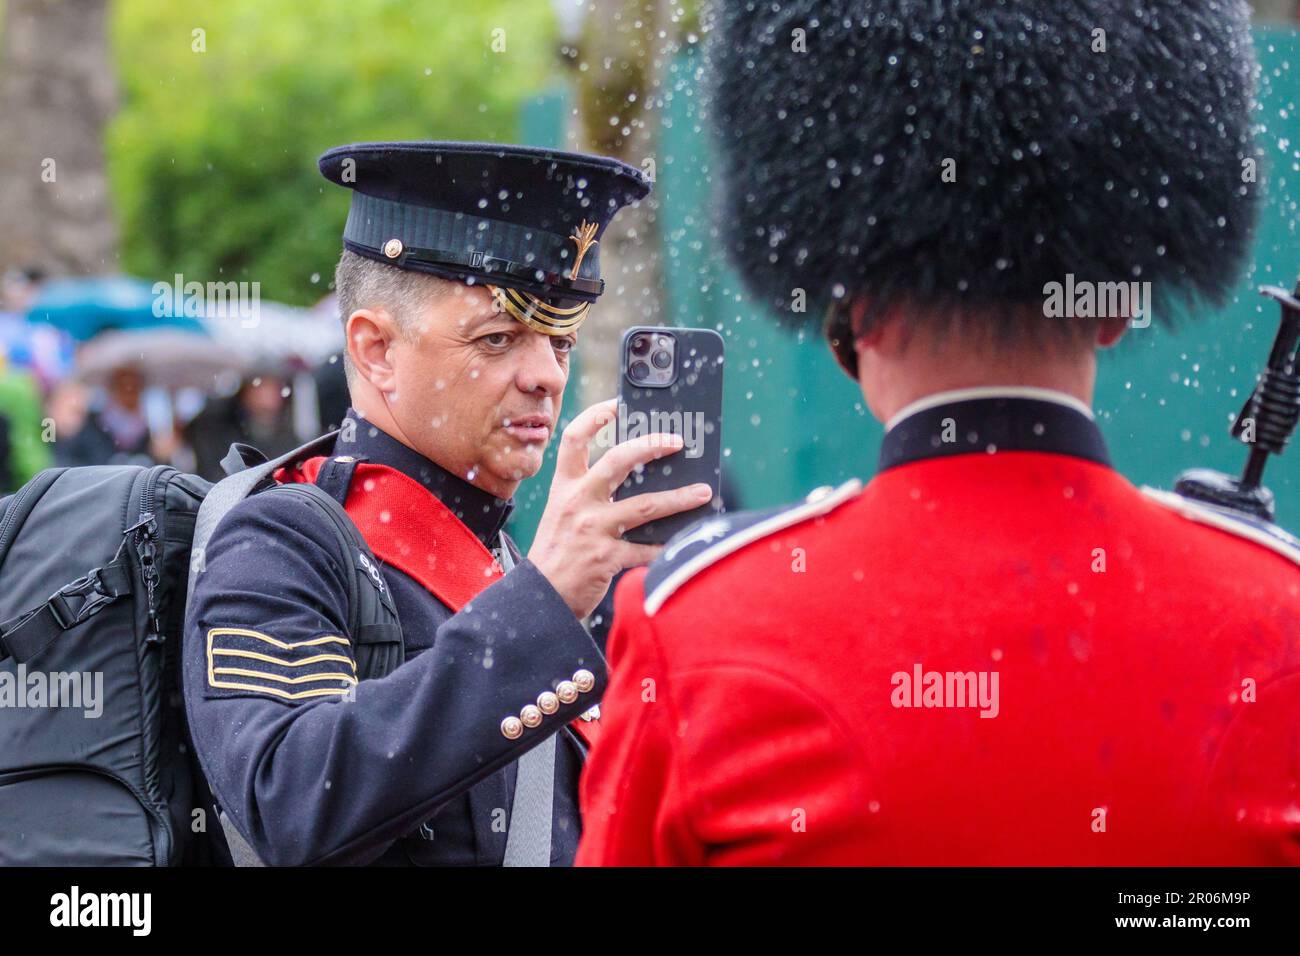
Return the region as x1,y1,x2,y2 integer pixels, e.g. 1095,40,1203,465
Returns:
1141,486,1300,569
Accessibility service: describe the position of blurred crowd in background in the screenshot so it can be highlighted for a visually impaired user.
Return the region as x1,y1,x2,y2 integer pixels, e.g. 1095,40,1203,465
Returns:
0,265,349,492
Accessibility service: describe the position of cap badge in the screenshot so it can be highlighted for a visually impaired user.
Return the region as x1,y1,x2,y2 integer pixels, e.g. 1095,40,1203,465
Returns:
567,220,599,280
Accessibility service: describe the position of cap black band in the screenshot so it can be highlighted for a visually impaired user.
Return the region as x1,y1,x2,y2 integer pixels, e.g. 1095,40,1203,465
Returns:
394,245,603,297
344,192,604,299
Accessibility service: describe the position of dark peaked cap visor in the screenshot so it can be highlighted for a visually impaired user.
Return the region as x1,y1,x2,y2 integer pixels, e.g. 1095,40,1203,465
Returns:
319,141,652,334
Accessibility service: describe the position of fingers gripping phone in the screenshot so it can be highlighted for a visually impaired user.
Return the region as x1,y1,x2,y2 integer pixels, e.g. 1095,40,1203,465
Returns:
614,326,725,544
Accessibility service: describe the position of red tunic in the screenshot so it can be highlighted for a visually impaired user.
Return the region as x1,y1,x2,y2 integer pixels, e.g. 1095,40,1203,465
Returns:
576,394,1300,865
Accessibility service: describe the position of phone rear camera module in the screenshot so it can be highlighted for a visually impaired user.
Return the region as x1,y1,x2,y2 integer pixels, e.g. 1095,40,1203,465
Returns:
627,329,676,387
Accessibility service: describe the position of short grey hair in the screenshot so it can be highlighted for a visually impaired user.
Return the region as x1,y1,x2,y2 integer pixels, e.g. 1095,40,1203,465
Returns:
334,248,449,383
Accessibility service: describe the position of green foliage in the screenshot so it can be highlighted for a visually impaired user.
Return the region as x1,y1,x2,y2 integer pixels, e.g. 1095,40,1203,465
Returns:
107,0,558,305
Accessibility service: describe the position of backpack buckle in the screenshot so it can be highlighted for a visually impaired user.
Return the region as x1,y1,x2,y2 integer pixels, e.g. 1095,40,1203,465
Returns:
48,570,115,629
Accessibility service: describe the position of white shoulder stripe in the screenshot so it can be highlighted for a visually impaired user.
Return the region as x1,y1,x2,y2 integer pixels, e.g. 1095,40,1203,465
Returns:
644,479,862,616
1140,486,1300,568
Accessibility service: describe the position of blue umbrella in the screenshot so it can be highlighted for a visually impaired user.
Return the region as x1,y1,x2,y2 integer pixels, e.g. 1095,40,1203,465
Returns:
25,276,204,341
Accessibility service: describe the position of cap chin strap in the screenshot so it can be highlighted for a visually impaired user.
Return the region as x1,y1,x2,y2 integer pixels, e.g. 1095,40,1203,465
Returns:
488,284,589,336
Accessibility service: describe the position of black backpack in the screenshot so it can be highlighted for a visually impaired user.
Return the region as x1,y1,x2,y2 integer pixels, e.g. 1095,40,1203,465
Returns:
0,433,402,865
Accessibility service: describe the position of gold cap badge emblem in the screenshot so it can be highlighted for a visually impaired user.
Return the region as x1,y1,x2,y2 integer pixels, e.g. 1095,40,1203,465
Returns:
568,220,599,280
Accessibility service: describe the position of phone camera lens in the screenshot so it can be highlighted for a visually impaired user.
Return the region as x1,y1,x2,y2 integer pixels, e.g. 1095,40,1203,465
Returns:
630,336,650,356
629,361,650,381
651,350,672,370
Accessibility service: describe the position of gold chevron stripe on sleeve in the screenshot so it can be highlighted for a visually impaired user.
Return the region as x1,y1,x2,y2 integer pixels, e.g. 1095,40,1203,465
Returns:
206,627,359,698
211,667,359,686
207,627,351,650
210,648,357,670
205,680,355,701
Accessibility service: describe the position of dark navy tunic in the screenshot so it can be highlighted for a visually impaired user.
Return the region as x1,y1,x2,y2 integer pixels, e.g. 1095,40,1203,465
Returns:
183,410,605,865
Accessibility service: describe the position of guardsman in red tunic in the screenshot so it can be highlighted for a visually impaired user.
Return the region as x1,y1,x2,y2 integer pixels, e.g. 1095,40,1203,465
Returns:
577,0,1300,865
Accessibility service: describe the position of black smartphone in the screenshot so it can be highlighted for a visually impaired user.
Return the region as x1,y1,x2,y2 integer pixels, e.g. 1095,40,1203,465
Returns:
614,325,725,544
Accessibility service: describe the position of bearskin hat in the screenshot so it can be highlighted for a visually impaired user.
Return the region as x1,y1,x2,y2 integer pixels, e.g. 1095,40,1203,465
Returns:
705,0,1261,375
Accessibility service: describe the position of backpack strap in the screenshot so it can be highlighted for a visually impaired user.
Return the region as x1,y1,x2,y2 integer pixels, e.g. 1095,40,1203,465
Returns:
191,433,404,682
218,811,267,868
0,468,139,666
195,435,405,867
263,480,404,682
0,467,66,566
305,454,405,678
314,454,365,507
219,443,267,478
186,432,340,612
0,549,134,665
498,541,556,868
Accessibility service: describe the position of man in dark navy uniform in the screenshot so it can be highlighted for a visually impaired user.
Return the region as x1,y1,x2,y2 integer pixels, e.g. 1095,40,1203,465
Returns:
182,142,713,866
579,1,1300,864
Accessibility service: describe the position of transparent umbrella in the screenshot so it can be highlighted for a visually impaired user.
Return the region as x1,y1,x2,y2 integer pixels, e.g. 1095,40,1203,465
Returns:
75,328,248,391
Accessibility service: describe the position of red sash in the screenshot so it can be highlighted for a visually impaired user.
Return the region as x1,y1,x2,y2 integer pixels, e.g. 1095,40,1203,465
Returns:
276,457,600,746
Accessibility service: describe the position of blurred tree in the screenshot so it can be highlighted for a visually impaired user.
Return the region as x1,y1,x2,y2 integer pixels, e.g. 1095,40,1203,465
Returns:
564,0,691,407
1252,1,1300,22
107,0,557,305
0,0,119,277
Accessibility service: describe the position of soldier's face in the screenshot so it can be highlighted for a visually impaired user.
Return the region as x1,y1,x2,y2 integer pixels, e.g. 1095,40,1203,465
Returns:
388,283,575,497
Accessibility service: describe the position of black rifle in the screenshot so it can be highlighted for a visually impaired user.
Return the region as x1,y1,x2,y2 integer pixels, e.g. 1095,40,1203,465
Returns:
1174,281,1300,522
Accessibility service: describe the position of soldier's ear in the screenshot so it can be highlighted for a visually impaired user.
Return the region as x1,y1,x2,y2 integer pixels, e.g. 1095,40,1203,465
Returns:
347,307,401,393
849,297,887,353
1096,317,1128,349
851,299,905,362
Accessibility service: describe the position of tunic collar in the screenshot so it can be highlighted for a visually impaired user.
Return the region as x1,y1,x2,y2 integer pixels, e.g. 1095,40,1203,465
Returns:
878,388,1111,472
332,408,514,545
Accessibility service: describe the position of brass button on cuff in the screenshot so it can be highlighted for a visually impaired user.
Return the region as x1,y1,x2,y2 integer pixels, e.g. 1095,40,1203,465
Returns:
537,691,560,715
520,704,543,728
573,669,595,693
500,716,524,740
556,680,579,704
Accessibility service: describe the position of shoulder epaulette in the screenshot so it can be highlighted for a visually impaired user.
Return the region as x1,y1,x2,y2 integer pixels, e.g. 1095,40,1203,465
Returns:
1141,486,1300,569
643,479,862,616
